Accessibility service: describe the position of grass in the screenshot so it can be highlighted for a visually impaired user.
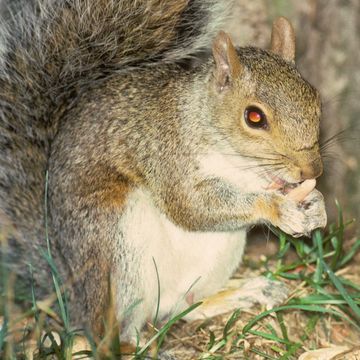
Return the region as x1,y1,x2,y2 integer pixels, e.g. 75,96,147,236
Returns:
0,202,359,359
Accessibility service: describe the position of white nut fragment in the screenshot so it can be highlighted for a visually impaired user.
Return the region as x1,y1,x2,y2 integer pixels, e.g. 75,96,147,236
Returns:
286,179,316,202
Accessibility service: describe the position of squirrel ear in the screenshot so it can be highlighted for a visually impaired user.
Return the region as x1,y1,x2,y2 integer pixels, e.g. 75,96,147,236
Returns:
212,31,242,92
270,17,296,62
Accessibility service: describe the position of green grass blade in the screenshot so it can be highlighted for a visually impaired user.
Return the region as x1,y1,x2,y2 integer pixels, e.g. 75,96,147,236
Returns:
28,264,39,322
339,238,360,268
42,170,70,332
246,346,279,360
207,330,216,351
223,309,241,339
276,312,289,349
39,248,69,330
338,276,360,291
0,317,8,352
302,314,320,340
294,293,360,305
265,323,278,337
312,230,324,283
279,343,302,360
322,261,360,320
136,302,202,356
247,329,292,345
44,170,51,256
330,200,344,269
276,272,303,280
205,338,227,354
242,304,360,334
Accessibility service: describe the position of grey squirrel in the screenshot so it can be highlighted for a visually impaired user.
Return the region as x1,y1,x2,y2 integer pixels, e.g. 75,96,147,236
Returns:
0,0,326,344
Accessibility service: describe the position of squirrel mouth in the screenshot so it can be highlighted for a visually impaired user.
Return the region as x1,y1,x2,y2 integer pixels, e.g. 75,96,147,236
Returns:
265,175,299,194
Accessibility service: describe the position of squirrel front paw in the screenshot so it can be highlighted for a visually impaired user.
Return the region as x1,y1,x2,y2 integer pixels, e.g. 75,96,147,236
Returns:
274,185,327,237
277,189,327,237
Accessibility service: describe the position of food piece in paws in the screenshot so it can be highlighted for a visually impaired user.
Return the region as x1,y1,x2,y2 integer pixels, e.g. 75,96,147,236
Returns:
286,179,316,202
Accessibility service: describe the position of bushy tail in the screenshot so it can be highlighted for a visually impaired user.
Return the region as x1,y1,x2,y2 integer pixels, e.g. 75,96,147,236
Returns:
0,0,230,252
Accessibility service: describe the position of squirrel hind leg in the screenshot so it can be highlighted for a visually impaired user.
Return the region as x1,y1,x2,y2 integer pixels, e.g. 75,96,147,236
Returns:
183,276,289,321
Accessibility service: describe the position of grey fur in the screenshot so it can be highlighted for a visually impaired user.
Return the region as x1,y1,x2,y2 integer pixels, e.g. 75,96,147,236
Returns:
0,0,326,346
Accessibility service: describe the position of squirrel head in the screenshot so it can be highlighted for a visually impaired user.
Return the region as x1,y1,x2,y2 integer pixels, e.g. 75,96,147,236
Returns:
207,17,322,185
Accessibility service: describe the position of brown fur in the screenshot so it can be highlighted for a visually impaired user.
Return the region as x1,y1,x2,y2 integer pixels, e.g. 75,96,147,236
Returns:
0,0,325,342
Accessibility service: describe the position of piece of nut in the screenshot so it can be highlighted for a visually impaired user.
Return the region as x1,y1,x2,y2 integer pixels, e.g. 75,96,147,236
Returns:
286,179,316,202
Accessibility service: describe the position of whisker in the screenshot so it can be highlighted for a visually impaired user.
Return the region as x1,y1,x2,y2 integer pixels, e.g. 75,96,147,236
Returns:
254,165,287,179
220,153,282,162
231,162,285,172
320,127,359,151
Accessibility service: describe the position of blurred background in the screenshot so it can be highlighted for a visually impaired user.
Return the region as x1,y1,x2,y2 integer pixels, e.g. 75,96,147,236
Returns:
225,0,360,227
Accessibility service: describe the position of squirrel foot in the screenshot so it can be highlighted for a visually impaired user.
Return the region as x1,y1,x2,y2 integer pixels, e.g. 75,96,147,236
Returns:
184,276,288,321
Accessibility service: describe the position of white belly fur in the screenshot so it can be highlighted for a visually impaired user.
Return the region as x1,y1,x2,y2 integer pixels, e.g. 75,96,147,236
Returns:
118,188,246,321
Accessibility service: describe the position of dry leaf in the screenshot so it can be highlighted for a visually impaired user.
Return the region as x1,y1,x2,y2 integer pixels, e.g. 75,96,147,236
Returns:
298,346,349,360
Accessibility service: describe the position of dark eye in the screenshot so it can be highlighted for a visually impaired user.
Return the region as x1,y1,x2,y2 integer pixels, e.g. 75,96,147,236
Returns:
244,106,268,129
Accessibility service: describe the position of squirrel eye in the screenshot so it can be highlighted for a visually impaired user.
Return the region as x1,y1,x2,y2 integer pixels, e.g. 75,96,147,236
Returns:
244,106,268,129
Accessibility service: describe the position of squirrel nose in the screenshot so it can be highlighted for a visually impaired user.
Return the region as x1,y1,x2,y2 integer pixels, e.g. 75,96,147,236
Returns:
300,158,323,180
